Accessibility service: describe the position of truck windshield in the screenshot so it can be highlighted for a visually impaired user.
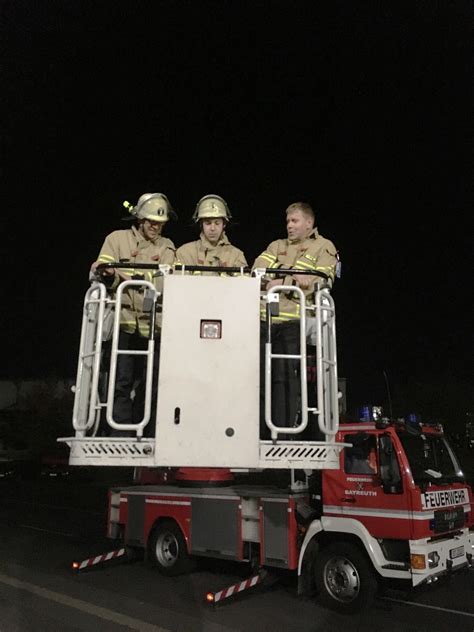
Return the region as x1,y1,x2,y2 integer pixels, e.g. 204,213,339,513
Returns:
398,432,464,485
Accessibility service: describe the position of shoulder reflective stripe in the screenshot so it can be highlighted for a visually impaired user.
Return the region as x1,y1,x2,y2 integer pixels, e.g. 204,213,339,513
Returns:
259,251,277,260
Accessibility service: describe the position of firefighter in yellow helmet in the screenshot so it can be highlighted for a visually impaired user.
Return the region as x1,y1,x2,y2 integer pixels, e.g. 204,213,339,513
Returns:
90,193,176,435
252,201,338,438
175,195,247,272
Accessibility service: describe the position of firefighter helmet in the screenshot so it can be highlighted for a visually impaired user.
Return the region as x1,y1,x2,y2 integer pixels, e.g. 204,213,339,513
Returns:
192,195,232,222
124,193,176,222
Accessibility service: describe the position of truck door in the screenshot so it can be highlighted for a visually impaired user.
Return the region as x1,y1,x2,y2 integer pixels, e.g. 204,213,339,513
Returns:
324,429,412,540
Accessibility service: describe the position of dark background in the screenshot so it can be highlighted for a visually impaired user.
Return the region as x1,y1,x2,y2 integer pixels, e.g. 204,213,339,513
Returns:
2,1,472,424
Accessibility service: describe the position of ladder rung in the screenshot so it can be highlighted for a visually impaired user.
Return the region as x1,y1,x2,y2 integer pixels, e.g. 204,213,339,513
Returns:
116,349,149,356
271,354,301,360
81,352,97,359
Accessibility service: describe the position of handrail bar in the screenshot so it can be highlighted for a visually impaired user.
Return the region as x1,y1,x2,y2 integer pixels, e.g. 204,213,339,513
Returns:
72,283,107,435
264,285,308,441
105,280,159,438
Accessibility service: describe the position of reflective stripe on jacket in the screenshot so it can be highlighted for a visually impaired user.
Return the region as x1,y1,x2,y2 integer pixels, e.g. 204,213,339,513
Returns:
96,226,176,336
252,229,337,322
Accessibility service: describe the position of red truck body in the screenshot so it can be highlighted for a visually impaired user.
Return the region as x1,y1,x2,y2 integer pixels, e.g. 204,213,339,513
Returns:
105,421,473,611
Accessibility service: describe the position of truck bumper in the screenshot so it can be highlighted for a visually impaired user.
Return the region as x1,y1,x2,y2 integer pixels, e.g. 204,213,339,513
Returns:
410,528,471,587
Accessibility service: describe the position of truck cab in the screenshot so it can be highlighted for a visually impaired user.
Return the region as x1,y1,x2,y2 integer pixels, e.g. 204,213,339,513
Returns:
299,420,473,610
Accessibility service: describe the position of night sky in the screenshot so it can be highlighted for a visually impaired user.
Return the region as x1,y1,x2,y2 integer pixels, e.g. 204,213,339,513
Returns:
2,2,472,419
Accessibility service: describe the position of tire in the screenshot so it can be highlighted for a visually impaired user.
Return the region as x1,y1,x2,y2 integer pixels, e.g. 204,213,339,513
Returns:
147,520,195,576
314,542,378,613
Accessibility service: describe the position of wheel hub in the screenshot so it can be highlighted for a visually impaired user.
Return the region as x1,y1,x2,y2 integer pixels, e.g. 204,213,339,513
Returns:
324,556,360,603
156,532,179,567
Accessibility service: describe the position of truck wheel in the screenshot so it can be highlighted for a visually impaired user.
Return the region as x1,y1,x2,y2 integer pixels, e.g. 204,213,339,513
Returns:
314,542,378,613
147,520,194,576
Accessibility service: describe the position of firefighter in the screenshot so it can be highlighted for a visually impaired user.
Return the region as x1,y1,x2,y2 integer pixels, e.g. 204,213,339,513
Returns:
175,195,247,272
253,202,338,438
344,433,377,475
91,193,176,435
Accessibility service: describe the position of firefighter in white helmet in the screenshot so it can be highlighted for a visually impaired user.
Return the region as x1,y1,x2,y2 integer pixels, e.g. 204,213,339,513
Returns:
91,193,176,435
175,195,247,272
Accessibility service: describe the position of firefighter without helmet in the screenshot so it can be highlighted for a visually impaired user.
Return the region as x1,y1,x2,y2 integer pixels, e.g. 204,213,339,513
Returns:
192,195,232,222
124,193,175,222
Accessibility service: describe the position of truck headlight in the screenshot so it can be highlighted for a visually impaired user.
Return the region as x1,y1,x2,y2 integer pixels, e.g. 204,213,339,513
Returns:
428,551,440,568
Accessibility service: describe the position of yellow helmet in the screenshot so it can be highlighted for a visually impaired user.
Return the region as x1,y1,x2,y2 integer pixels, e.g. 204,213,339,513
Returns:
124,193,175,222
192,195,232,222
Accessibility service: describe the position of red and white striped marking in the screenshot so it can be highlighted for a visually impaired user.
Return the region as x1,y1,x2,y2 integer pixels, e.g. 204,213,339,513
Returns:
73,548,126,571
209,573,264,603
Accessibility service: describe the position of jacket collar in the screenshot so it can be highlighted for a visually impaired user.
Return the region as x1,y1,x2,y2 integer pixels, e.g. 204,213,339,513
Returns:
199,232,230,249
288,227,319,245
132,224,162,246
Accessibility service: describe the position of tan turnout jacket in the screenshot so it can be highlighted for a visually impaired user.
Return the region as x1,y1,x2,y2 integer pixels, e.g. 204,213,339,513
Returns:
175,233,247,273
252,228,337,322
95,225,176,335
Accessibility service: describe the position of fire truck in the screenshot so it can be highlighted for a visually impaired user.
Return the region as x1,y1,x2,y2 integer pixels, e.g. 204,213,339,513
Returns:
61,265,474,613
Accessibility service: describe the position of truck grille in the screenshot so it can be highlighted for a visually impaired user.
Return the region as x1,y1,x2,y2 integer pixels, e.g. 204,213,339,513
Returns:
433,507,465,533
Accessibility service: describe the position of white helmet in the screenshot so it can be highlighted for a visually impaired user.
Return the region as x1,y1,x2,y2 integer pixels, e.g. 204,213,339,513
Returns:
124,193,175,222
192,195,232,222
